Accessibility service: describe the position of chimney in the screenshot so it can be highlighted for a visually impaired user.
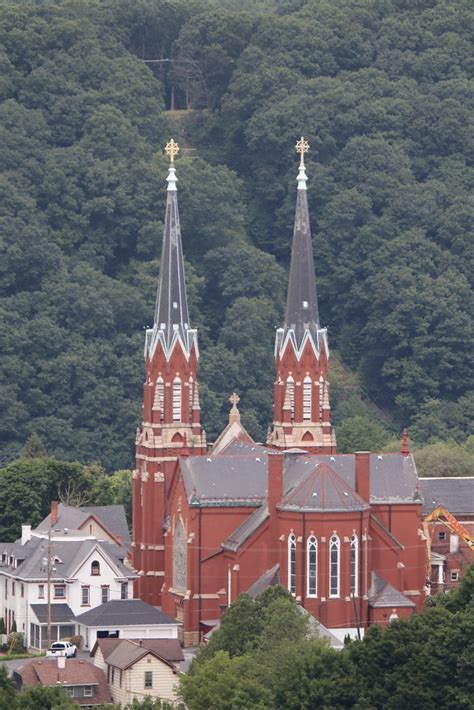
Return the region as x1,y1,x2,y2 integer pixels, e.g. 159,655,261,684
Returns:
355,452,370,503
21,525,32,545
268,452,284,515
57,654,66,670
51,501,59,526
400,427,410,456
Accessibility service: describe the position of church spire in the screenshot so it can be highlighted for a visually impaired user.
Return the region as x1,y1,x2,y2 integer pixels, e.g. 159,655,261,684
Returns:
151,138,196,360
283,136,320,348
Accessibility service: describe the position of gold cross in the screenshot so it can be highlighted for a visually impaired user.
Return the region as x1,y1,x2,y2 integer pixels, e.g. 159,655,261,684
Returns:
165,138,180,164
229,392,240,409
295,136,310,167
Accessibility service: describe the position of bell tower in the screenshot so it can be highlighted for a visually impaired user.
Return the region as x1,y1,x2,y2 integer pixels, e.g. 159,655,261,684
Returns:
268,137,336,454
132,140,206,605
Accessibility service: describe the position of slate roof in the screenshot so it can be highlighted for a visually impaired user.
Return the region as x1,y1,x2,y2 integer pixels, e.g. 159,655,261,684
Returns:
36,503,130,546
419,477,474,516
92,637,184,664
280,462,369,512
16,658,111,705
31,604,75,624
75,599,179,627
222,505,269,552
246,564,280,598
283,172,320,345
181,445,420,508
368,572,415,608
0,537,133,581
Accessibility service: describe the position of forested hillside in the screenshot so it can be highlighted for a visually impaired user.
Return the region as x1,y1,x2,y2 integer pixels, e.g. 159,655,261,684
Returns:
0,0,472,471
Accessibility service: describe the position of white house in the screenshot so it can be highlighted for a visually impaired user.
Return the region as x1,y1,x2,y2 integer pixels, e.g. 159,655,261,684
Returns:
75,599,180,650
0,503,137,650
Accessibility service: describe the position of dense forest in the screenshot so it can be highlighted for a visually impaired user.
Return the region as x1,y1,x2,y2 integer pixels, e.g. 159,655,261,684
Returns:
0,0,472,472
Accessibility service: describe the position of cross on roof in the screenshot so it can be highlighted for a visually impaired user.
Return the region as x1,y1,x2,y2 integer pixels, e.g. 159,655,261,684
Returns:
165,138,180,163
295,136,310,167
229,392,240,409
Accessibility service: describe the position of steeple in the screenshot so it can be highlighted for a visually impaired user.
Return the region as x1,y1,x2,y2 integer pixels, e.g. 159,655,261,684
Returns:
283,137,320,347
148,138,197,361
268,137,335,454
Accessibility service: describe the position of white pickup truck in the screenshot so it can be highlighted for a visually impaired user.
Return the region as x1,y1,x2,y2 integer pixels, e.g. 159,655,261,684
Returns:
46,641,77,658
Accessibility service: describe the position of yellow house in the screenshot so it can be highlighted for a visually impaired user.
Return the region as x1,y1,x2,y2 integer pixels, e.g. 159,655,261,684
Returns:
91,637,184,706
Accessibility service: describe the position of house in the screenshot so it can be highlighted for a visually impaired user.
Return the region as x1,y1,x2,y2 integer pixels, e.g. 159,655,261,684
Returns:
91,637,184,706
0,503,137,648
419,477,474,593
75,599,180,650
14,656,112,707
131,142,427,644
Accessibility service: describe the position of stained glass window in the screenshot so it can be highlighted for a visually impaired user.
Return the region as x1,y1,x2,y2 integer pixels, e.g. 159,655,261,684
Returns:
307,536,317,597
173,518,186,591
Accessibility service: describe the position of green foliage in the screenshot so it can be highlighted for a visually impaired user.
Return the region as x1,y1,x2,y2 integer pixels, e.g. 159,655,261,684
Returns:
413,440,474,478
0,0,472,470
0,664,16,707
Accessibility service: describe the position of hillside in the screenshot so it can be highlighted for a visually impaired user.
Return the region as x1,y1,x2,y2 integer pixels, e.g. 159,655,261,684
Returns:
0,0,472,471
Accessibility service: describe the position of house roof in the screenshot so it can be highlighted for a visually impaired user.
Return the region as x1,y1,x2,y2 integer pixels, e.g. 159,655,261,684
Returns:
16,658,112,705
419,477,474,516
280,462,369,512
92,637,184,664
181,443,420,508
246,564,280,598
222,505,269,552
99,638,180,671
0,537,133,581
31,604,75,624
75,599,179,627
368,572,415,608
36,504,130,546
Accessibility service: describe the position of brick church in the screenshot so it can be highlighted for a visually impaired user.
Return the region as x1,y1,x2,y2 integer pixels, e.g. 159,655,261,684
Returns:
132,138,427,644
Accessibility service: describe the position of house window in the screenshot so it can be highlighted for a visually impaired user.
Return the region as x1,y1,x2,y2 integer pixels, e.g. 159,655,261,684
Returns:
111,667,115,684
12,582,15,597
144,671,153,688
101,586,109,604
54,585,65,599
307,536,317,597
157,377,164,423
67,688,75,697
286,376,294,419
303,376,312,421
451,571,459,582
173,519,186,591
82,586,90,606
350,534,358,597
38,584,44,599
438,531,446,541
91,560,100,576
172,377,182,422
84,686,93,697
288,534,296,596
119,670,123,688
329,534,340,597
21,584,24,598
120,582,128,600
4,579,7,599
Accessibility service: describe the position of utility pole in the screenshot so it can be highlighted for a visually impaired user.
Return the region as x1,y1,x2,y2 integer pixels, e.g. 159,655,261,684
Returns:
47,523,52,650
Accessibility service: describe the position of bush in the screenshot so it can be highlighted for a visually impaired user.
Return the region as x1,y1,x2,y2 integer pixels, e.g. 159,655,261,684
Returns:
7,632,25,654
64,635,83,650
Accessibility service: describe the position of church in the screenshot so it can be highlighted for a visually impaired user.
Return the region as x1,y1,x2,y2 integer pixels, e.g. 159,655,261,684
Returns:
131,138,427,645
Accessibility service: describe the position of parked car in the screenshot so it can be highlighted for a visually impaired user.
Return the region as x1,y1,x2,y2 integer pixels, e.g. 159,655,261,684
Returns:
46,641,77,658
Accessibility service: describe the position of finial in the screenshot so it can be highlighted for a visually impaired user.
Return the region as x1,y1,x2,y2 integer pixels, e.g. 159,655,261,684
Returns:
229,392,241,424
401,427,409,456
165,138,180,164
295,136,309,191
295,136,310,168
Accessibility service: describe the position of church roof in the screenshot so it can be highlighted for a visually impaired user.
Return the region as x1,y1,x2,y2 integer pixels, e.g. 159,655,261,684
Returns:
222,505,269,551
368,572,415,608
181,454,266,507
246,564,280,598
419,477,474,516
280,462,369,512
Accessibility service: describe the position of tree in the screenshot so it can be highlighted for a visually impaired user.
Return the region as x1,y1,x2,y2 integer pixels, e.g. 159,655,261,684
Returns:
22,434,47,459
336,415,389,454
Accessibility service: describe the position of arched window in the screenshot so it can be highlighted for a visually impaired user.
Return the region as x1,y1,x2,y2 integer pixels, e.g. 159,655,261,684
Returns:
173,519,186,591
188,377,194,422
286,376,295,420
319,375,324,419
350,534,358,597
329,534,340,597
303,376,312,421
157,377,164,423
172,377,182,422
307,536,317,597
91,560,100,576
288,534,296,596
